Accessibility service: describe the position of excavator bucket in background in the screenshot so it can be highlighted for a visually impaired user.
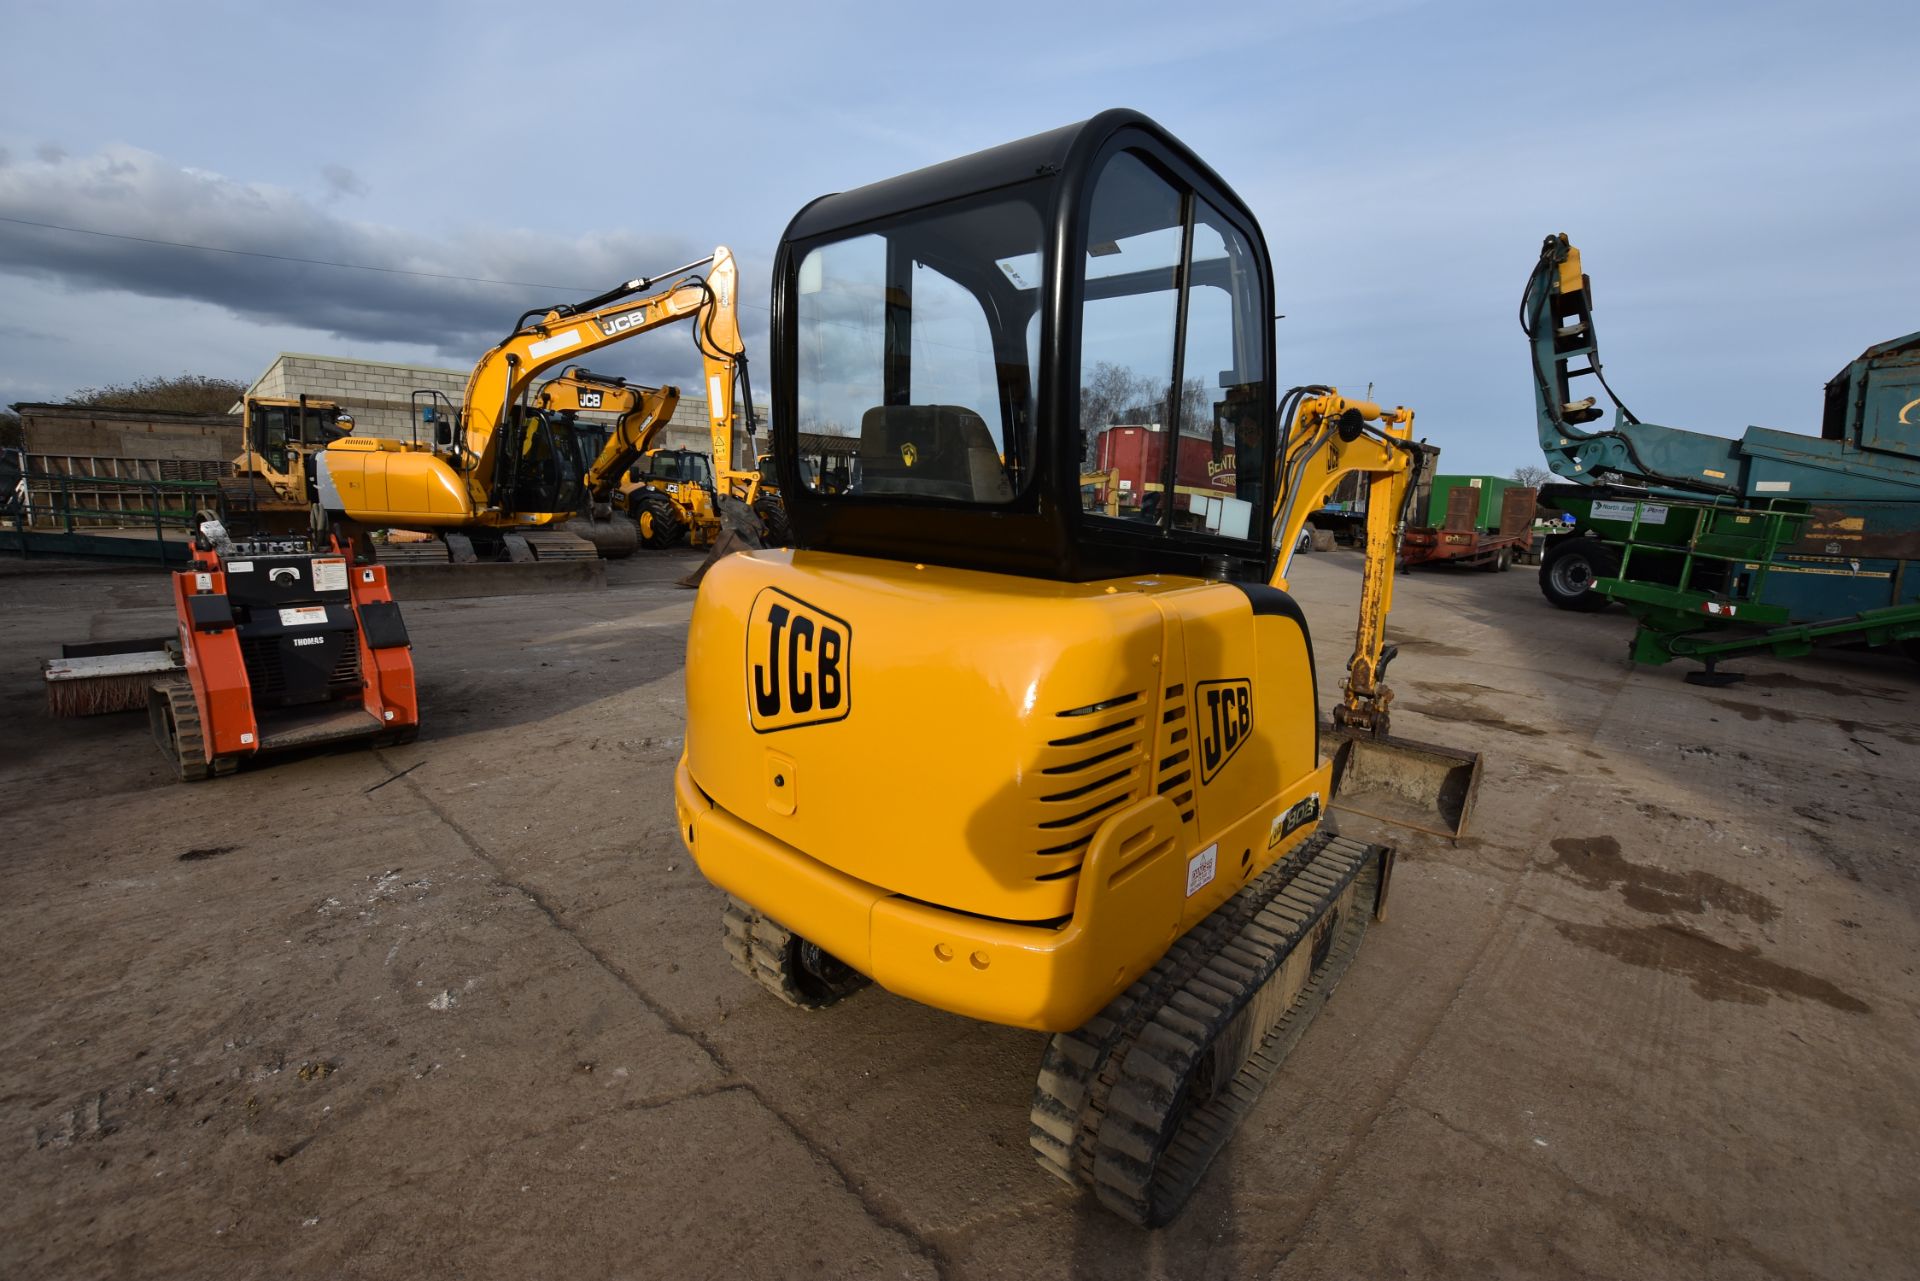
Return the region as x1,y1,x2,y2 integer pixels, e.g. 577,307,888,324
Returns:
1318,725,1482,840
677,525,759,589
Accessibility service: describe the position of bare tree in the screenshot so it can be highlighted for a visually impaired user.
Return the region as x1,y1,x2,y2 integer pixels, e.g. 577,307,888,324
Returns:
1512,464,1551,489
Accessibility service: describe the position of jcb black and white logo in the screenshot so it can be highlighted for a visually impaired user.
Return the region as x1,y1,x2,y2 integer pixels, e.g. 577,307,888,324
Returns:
748,588,851,733
577,390,604,409
1193,677,1252,784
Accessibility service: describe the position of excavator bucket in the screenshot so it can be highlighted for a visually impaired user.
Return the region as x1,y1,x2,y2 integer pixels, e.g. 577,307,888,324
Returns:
1318,725,1482,840
678,527,758,589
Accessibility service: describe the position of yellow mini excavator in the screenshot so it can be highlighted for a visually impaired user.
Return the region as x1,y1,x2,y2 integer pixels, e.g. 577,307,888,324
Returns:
675,110,1479,1226
314,247,758,563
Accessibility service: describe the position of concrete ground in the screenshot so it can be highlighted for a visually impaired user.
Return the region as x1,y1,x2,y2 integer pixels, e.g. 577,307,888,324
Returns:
3,548,1916,1280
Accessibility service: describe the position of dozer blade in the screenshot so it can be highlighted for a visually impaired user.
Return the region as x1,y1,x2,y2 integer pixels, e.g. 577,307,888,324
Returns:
1318,725,1481,840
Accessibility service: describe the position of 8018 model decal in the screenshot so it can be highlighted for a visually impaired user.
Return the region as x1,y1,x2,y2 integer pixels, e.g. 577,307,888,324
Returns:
1193,677,1252,783
747,588,852,733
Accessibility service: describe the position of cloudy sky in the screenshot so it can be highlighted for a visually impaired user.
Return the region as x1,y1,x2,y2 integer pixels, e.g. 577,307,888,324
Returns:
2,0,1914,474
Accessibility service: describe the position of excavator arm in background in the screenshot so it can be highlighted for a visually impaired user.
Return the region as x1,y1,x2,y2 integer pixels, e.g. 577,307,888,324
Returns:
1269,388,1479,838
461,247,744,520
1269,389,1422,736
319,247,748,539
533,367,682,503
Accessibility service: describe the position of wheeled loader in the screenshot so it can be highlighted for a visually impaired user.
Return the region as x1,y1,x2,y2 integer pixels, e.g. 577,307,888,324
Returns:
675,110,1478,1225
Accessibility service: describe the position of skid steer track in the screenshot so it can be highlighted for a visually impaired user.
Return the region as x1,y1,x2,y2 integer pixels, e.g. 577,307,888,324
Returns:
1030,830,1389,1227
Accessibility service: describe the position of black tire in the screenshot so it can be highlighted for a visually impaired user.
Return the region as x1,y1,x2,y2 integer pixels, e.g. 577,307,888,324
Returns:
752,493,790,546
1498,546,1515,571
633,489,684,549
1481,546,1511,573
1539,537,1617,612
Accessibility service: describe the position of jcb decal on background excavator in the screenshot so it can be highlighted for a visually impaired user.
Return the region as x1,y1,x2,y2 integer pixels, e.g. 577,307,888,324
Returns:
1192,677,1252,783
748,587,851,733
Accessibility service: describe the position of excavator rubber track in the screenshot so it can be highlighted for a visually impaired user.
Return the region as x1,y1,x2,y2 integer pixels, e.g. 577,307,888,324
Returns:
1029,829,1389,1227
374,541,453,565
518,531,600,562
721,896,871,1009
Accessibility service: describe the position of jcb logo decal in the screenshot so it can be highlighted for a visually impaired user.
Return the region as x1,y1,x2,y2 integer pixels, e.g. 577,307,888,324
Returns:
748,588,851,733
1193,678,1252,784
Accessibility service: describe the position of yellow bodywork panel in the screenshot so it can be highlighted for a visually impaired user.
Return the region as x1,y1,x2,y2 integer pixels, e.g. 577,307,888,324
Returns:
679,547,1334,1032
323,438,480,526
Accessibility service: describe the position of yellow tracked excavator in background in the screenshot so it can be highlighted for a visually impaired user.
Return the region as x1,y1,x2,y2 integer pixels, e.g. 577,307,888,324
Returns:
529,367,705,548
674,110,1481,1225
314,247,765,563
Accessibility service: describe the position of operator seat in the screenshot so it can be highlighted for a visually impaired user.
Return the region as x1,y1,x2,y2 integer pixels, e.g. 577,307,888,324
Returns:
856,405,1013,502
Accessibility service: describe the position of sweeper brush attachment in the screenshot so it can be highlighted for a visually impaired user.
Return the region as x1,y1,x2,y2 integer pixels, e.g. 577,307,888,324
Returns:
43,639,181,718
1318,725,1482,839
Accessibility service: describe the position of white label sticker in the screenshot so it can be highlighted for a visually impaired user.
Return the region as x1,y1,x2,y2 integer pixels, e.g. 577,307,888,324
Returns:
1185,844,1218,898
1756,480,1792,493
278,606,329,628
194,572,213,592
1590,500,1665,525
312,558,348,592
709,373,725,419
527,327,582,359
227,560,255,574
1469,477,1483,488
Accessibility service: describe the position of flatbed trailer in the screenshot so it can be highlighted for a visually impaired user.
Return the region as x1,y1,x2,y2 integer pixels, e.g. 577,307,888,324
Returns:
1401,480,1536,572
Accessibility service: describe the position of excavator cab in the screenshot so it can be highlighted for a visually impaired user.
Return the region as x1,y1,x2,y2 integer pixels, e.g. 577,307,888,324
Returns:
768,116,1273,579
679,110,1469,1226
246,398,351,480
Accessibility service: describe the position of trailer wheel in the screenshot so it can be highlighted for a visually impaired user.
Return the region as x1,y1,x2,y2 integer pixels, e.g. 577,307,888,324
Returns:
1495,546,1513,572
1539,538,1616,612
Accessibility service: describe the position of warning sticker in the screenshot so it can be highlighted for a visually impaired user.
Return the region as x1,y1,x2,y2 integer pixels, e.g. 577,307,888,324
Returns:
312,558,348,592
227,560,255,574
1185,844,1218,898
278,606,329,628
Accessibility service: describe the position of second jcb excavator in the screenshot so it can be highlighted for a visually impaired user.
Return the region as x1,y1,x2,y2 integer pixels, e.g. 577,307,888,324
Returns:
314,247,764,562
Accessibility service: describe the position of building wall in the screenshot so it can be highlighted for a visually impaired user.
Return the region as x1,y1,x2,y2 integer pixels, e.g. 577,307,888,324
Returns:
244,353,469,444
15,403,240,463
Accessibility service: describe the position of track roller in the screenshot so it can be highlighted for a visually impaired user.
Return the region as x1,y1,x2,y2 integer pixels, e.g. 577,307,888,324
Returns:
1029,830,1390,1226
721,896,870,1009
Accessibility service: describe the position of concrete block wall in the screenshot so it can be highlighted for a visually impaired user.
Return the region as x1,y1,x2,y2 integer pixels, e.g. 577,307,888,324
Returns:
246,353,468,442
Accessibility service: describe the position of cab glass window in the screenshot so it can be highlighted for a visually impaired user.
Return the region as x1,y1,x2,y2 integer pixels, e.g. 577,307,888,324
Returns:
1171,201,1266,538
1076,153,1268,542
1077,153,1181,526
793,193,1042,503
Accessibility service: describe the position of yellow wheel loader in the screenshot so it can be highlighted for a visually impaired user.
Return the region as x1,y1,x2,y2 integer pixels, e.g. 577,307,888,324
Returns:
676,109,1479,1226
219,395,354,538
